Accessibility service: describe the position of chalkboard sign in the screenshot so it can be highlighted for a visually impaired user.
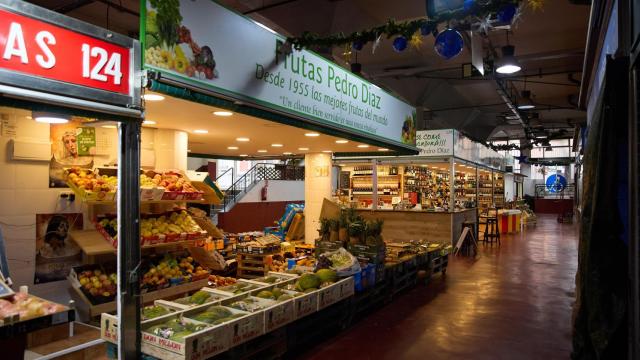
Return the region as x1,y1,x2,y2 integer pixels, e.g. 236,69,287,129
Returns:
340,171,351,190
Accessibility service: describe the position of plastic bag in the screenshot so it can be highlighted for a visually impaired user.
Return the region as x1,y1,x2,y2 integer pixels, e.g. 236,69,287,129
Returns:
317,247,361,277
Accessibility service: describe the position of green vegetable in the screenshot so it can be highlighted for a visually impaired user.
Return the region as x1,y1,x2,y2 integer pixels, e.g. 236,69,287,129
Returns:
145,33,160,49
149,0,182,47
146,11,158,34
142,305,170,319
189,290,211,305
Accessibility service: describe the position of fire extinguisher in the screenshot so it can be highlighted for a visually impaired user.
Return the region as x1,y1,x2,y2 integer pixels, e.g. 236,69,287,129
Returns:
261,180,268,201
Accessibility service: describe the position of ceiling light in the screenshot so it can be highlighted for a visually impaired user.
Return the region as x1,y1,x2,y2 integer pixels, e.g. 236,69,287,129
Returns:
298,147,309,151
535,135,547,139
187,149,192,152
378,148,389,152
496,45,521,74
335,140,349,144
239,154,248,157
517,90,536,110
101,125,117,129
213,111,233,116
305,132,320,137
143,120,156,125
357,144,370,148
33,112,69,124
271,143,283,147
257,149,267,153
193,129,208,134
236,137,250,142
322,150,332,153
227,146,239,150
283,152,293,155
143,94,165,101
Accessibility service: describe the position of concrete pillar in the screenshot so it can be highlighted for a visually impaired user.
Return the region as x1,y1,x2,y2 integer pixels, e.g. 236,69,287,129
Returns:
154,129,188,171
304,153,333,244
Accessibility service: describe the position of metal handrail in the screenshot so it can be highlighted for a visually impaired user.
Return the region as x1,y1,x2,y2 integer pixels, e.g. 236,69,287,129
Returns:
215,167,233,182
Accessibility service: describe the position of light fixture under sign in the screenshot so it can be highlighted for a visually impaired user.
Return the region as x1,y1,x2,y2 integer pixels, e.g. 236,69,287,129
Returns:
33,112,69,124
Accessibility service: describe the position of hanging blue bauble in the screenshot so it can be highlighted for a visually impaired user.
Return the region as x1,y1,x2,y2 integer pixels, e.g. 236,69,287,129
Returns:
463,0,475,11
434,29,464,60
352,40,364,51
420,23,433,36
393,36,408,52
497,4,517,24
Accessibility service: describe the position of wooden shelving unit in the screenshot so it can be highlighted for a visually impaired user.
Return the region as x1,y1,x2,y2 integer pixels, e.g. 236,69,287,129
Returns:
237,253,273,279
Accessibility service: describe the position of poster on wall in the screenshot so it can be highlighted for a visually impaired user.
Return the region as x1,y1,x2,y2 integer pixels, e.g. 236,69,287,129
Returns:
35,213,83,284
49,121,96,188
416,129,454,156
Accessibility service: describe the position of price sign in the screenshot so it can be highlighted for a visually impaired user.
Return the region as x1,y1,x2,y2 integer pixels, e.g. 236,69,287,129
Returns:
0,2,139,108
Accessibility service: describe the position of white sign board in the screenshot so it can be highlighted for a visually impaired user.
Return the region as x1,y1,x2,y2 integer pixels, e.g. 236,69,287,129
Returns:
416,129,454,156
143,0,417,147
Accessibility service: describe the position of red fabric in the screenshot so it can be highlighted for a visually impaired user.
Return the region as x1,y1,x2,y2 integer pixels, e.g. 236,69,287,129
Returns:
217,201,304,233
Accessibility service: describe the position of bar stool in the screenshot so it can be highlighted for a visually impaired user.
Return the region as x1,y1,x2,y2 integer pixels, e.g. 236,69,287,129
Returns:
483,213,501,246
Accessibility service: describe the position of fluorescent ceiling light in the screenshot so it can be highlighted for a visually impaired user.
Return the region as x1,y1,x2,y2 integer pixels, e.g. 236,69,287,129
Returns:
283,152,293,155
143,94,165,101
143,120,156,125
305,132,320,137
357,144,370,148
102,125,117,129
271,143,283,147
193,129,208,134
239,154,248,157
257,149,267,153
322,150,332,153
378,148,389,152
227,146,239,150
298,147,309,151
335,140,349,144
236,137,250,142
33,112,69,124
213,111,233,116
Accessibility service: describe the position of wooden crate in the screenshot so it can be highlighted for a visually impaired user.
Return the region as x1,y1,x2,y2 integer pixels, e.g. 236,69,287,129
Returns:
237,254,272,279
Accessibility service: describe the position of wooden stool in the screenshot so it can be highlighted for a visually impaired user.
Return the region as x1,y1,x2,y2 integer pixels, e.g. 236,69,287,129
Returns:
483,217,501,245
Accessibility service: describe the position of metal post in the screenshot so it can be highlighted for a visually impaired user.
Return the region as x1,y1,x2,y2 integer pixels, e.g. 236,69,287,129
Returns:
371,159,378,210
450,157,455,211
117,120,141,360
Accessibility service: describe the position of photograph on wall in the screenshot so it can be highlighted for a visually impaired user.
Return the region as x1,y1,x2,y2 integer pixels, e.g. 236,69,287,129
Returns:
49,121,96,188
35,213,83,284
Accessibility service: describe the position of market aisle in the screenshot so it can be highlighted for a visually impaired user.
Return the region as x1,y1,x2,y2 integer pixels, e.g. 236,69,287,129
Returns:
297,214,578,360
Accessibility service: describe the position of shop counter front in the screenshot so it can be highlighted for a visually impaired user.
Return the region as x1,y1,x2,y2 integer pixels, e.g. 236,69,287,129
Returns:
356,208,477,247
497,209,522,234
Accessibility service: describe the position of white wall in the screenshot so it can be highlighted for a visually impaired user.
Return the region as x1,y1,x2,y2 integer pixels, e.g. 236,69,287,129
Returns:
504,174,515,202
239,180,304,203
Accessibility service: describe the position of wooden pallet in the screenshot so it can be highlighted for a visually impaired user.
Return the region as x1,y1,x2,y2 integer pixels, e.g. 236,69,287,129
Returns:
236,253,273,279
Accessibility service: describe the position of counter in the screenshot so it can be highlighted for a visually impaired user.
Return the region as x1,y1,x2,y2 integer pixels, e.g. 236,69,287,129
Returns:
356,208,477,246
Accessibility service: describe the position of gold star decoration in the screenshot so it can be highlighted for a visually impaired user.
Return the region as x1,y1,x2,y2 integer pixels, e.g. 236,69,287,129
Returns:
342,44,352,63
410,31,423,50
528,0,545,11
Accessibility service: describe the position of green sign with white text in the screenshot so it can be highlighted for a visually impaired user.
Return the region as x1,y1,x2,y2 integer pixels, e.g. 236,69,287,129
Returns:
143,0,417,147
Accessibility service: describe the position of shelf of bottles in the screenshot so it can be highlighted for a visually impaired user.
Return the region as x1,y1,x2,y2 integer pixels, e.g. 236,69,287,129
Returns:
454,169,477,209
350,165,401,197
478,172,493,209
403,166,450,210
493,172,505,208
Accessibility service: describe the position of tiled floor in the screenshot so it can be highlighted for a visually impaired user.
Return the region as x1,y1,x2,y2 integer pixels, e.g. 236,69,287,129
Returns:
299,214,578,360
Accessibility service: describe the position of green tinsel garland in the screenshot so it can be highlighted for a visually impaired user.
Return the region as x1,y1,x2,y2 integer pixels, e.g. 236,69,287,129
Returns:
288,0,521,50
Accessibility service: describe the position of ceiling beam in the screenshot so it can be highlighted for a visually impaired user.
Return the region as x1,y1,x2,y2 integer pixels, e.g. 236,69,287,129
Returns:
55,0,94,13
243,0,305,15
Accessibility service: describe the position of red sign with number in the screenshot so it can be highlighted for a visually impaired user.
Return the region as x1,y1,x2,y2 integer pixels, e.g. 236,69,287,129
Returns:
0,8,130,95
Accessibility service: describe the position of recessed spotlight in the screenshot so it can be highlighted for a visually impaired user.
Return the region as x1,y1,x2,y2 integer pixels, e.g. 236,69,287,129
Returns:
187,149,192,152
143,94,165,101
283,152,293,155
143,120,156,125
101,125,117,129
257,150,267,153
335,140,348,144
236,137,250,142
298,147,309,151
227,146,239,150
357,144,370,148
322,150,332,153
213,111,233,116
193,129,208,134
239,154,248,157
271,143,283,147
305,132,320,137
378,148,389,152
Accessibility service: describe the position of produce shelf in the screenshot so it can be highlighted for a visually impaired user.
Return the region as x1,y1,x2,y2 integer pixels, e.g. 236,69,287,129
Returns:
0,298,74,339
84,199,209,205
70,278,209,318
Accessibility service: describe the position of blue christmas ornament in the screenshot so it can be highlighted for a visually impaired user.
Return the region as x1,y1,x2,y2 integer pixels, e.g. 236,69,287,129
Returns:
352,40,364,51
434,29,464,60
463,0,475,11
420,23,433,36
393,36,408,52
497,4,517,23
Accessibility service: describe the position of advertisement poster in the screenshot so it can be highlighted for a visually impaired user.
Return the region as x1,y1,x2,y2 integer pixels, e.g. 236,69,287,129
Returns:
416,129,454,156
143,0,416,147
49,121,95,188
35,213,83,284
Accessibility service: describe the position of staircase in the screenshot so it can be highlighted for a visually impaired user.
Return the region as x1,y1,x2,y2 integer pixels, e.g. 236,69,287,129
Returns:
211,163,304,223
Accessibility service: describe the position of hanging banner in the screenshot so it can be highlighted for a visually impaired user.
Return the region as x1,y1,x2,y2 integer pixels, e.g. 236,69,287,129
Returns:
0,1,140,108
142,0,416,147
416,129,454,156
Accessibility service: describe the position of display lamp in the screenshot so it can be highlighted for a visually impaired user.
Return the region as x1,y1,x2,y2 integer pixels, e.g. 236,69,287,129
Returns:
496,45,521,74
33,112,69,124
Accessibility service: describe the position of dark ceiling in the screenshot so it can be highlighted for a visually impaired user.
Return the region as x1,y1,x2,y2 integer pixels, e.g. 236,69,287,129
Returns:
27,0,590,142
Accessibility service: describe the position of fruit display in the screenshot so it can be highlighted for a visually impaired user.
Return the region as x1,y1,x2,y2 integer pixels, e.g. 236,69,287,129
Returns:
141,254,209,290
294,273,321,292
208,275,236,287
142,305,173,320
187,306,246,325
0,292,66,320
215,282,261,295
269,254,287,273
316,269,338,284
65,167,117,201
172,290,215,306
145,318,208,343
77,268,118,302
228,297,275,313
